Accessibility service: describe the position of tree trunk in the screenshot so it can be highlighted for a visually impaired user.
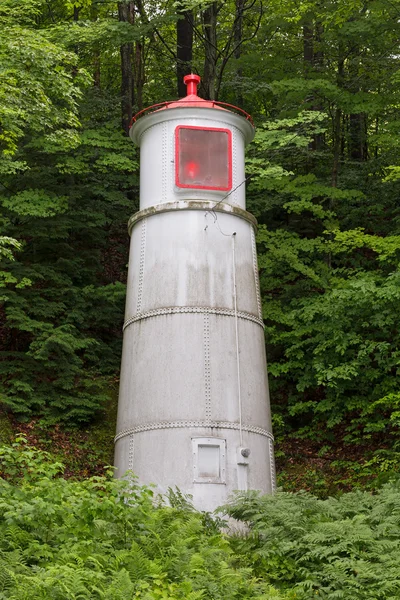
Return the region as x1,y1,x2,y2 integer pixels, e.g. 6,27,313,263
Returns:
303,19,324,152
135,40,144,111
347,7,368,162
176,2,193,97
331,108,342,188
72,6,80,78
118,1,135,135
331,46,344,188
303,21,313,75
347,49,367,160
312,20,324,150
202,2,217,100
91,3,101,88
314,21,323,70
349,113,367,160
234,0,245,106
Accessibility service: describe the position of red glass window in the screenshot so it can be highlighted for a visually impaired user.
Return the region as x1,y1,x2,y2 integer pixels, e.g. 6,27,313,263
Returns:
175,126,232,191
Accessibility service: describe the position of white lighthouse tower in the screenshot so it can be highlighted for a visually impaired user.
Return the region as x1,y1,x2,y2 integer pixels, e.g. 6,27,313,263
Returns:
114,74,275,512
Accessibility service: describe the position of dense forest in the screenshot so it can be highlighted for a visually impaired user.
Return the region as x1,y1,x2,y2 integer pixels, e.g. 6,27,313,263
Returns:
1,0,400,481
1,0,400,595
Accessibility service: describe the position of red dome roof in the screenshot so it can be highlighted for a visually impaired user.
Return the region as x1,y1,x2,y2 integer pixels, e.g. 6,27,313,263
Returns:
130,74,253,126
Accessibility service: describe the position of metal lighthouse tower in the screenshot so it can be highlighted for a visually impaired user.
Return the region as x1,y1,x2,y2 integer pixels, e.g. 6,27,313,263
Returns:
114,74,275,511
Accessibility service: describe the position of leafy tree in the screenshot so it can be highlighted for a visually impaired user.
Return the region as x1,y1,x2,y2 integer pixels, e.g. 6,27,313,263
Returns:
0,1,135,421
0,0,400,445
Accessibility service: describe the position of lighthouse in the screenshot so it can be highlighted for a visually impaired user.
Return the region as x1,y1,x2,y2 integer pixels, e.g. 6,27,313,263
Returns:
114,74,275,512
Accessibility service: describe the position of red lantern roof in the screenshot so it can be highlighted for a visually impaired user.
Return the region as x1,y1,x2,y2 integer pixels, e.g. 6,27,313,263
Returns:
166,74,223,110
130,74,253,126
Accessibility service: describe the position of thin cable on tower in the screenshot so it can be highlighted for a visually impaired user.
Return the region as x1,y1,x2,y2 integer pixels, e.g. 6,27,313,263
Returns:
205,174,254,222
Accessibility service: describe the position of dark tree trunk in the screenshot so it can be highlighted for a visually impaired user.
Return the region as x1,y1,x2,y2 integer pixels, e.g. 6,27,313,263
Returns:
93,53,101,88
349,112,367,160
347,7,368,162
303,19,324,152
234,0,245,106
176,2,193,97
332,46,344,188
314,21,323,69
118,1,135,135
72,6,80,77
303,21,313,73
133,0,149,112
202,2,217,100
91,4,101,88
311,20,324,151
135,40,144,111
331,108,342,188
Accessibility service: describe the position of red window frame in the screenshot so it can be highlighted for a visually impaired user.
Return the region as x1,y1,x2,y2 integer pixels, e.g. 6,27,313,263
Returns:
175,125,232,191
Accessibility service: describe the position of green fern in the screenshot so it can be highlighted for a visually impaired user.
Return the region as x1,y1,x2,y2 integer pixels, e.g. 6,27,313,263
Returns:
224,483,400,599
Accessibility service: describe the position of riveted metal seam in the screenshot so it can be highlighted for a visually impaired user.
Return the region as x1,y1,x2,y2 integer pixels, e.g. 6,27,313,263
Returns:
138,121,167,146
162,122,168,202
269,438,277,491
251,226,263,320
136,218,147,313
203,314,211,423
128,435,134,471
231,132,237,205
123,306,264,331
114,421,274,443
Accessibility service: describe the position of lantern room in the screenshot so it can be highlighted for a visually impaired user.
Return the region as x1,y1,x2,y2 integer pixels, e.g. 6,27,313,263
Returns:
129,74,254,211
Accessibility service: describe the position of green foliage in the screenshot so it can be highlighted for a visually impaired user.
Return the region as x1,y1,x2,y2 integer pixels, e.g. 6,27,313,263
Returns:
245,93,400,440
0,238,21,263
0,15,84,169
224,483,400,599
3,441,400,600
267,267,400,434
0,412,12,445
0,441,286,599
0,435,64,481
0,0,399,445
0,15,135,420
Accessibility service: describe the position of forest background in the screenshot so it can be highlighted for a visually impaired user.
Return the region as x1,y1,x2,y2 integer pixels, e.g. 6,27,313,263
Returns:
1,0,400,492
1,0,400,597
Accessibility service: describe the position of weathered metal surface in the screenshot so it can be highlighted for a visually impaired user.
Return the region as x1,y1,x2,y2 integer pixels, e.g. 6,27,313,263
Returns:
127,200,258,233
115,88,275,512
114,428,274,513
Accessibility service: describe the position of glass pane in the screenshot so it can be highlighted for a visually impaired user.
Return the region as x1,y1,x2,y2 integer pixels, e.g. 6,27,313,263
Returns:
197,444,220,478
177,127,231,190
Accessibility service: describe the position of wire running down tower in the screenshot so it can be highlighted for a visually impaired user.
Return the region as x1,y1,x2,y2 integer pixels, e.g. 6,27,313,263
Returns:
114,74,275,511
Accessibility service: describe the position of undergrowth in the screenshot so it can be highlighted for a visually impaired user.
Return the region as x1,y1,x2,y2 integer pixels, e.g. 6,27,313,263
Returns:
2,439,400,598
0,439,285,599
224,486,400,599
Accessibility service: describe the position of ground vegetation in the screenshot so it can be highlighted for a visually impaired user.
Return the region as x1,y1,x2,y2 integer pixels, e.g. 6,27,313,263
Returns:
0,0,400,528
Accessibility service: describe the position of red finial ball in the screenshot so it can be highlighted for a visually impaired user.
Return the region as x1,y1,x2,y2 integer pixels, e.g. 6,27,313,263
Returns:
183,73,201,97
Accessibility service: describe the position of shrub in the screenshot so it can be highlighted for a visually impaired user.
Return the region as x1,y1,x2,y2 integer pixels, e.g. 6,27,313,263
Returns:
0,440,285,599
